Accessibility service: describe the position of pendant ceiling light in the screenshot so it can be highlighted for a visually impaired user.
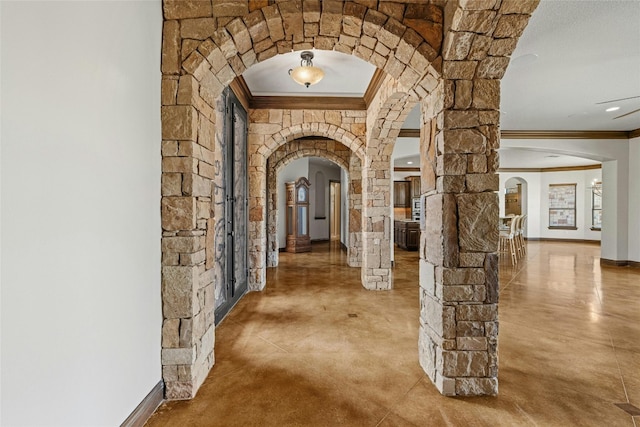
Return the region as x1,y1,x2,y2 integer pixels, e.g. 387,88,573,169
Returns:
288,51,324,88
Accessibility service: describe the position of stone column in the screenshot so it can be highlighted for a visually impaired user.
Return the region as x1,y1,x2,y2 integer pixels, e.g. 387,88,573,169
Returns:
248,151,267,291
266,158,279,268
360,152,393,290
348,155,363,267
418,78,499,396
160,76,218,399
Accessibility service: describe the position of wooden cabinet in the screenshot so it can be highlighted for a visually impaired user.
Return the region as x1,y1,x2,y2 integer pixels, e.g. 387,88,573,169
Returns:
394,220,420,251
505,184,521,216
408,176,421,199
285,177,311,253
393,181,410,207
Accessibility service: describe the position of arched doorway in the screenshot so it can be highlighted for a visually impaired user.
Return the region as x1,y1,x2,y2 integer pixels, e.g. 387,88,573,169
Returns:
160,0,536,400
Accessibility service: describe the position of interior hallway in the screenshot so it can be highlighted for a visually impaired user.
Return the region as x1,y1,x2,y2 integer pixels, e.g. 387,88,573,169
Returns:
146,241,640,426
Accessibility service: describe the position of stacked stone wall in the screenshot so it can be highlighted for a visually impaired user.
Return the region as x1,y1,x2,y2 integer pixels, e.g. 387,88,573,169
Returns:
160,0,539,400
265,138,359,267
417,0,539,396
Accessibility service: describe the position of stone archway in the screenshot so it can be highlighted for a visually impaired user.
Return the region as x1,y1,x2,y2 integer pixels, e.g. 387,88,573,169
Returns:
266,138,362,268
160,0,539,400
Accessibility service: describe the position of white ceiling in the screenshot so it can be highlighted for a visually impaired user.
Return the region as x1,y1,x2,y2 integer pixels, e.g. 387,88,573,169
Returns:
243,50,376,97
241,1,640,169
501,0,640,131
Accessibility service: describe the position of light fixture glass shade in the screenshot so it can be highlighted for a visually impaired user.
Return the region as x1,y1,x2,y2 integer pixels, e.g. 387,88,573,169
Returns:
288,51,324,88
289,66,324,87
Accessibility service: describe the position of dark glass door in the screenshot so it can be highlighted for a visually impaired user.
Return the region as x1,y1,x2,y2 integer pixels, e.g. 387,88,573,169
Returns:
215,89,248,324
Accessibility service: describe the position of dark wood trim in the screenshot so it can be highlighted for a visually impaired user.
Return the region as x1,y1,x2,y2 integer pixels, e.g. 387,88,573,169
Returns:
394,167,420,172
250,96,366,110
600,258,630,267
547,226,578,231
501,130,630,139
526,238,600,244
311,238,330,243
629,261,640,268
341,241,348,252
398,129,421,138
499,164,601,173
363,68,386,108
120,381,164,427
229,77,252,112
399,129,639,140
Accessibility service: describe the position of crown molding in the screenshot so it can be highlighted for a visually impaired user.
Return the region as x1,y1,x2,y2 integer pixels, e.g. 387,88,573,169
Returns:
250,96,366,110
231,70,383,111
499,164,602,173
363,68,386,108
229,77,252,111
397,128,638,140
501,130,630,139
398,129,421,138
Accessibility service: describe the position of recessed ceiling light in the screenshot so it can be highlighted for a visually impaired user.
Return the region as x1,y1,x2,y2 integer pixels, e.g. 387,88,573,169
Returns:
545,155,560,158
606,106,620,112
407,161,413,165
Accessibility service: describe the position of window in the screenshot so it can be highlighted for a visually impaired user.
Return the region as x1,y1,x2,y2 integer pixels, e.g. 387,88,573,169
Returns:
548,183,577,229
591,181,602,230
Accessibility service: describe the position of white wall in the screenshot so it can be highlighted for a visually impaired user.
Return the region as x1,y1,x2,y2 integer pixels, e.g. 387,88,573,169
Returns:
628,137,640,263
341,167,349,247
277,158,309,248
308,161,341,241
1,2,162,426
499,168,602,241
502,137,629,261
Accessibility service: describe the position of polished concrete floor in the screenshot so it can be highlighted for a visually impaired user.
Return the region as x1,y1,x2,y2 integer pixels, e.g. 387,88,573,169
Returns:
146,241,640,426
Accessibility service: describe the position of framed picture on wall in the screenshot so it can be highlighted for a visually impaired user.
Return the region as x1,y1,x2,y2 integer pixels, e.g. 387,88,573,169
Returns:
549,183,577,229
591,181,602,230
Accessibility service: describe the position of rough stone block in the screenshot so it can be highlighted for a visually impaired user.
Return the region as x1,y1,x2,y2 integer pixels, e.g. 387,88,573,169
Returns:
342,1,366,37
164,0,213,20
443,61,477,80
162,319,180,348
165,381,195,400
181,18,218,40
162,106,198,141
279,1,304,43
262,4,285,42
455,377,498,396
457,337,488,351
484,253,499,304
444,110,479,129
212,0,248,17
456,304,497,322
443,350,488,377
466,173,499,192
442,268,486,285
162,197,197,231
162,21,181,75
459,252,485,267
467,154,487,173
162,173,182,197
362,9,388,37
162,266,199,319
457,192,498,252
457,321,485,337
494,14,531,39
454,80,473,110
476,56,510,79
442,31,474,61
437,154,467,175
320,0,342,37
441,129,486,154
472,79,500,110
